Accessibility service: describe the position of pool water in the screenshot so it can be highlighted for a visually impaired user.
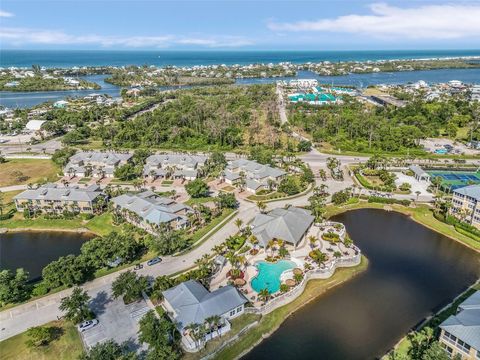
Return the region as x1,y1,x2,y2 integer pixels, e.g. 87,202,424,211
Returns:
251,260,297,294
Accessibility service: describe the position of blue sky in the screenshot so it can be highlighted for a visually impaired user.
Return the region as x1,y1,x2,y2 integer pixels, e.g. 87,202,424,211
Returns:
1,1,479,50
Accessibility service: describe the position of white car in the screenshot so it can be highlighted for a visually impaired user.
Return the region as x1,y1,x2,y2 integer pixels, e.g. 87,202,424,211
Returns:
78,319,98,332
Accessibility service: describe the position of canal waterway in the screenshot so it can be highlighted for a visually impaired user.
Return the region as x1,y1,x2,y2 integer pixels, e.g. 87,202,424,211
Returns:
243,209,480,360
0,231,93,280
1,68,480,108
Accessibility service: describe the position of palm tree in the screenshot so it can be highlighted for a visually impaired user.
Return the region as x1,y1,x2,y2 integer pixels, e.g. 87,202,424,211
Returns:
267,239,276,257
257,201,267,213
185,323,201,348
308,235,317,248
234,218,243,232
249,235,259,249
415,190,421,203
258,288,270,303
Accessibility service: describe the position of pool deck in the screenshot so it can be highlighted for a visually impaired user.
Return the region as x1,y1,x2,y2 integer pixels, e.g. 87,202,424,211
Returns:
209,222,357,308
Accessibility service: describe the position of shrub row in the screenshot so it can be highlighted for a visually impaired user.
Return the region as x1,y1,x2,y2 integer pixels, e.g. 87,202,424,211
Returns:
366,196,411,206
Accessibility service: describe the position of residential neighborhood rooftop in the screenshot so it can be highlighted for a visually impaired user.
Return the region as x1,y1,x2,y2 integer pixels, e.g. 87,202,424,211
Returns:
440,290,480,351
162,280,247,331
13,183,103,202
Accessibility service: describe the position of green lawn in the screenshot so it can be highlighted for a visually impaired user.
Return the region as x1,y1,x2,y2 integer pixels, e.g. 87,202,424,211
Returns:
183,313,261,360
0,320,83,360
0,159,59,187
189,209,235,242
325,201,480,251
85,213,117,236
1,211,118,237
213,257,368,360
247,191,285,201
185,196,215,206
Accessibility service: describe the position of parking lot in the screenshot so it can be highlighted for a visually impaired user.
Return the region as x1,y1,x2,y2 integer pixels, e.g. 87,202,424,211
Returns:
80,284,150,352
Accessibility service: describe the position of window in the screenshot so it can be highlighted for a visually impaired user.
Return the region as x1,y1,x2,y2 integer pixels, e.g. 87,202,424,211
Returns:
476,350,480,359
229,310,236,317
236,306,243,313
456,339,471,354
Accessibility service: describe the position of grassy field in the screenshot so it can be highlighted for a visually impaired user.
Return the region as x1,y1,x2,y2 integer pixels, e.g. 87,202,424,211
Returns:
0,320,83,360
184,196,215,206
325,201,480,251
1,210,118,236
0,159,59,187
213,257,368,360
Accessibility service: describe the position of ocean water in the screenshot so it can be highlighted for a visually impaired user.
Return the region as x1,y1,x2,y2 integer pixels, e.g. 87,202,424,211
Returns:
1,49,480,68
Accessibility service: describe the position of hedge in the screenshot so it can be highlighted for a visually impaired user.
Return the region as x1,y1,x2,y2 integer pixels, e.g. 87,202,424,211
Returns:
366,196,411,206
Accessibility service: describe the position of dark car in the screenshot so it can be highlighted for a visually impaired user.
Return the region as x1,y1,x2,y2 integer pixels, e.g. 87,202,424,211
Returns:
147,257,162,266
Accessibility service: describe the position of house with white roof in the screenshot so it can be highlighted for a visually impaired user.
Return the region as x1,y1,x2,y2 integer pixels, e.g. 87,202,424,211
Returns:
162,280,248,350
143,154,207,181
450,185,480,229
13,183,103,214
223,159,286,194
111,190,193,232
439,290,480,359
25,120,46,132
64,151,132,178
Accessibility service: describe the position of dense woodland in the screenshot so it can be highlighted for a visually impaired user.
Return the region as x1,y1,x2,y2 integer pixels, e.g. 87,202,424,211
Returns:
288,96,480,153
95,85,289,150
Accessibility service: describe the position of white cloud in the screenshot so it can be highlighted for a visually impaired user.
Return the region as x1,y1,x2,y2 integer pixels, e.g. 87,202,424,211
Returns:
0,10,14,17
0,27,252,48
268,3,480,39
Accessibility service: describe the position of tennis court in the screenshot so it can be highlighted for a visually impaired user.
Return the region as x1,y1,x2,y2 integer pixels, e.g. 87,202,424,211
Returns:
427,170,480,190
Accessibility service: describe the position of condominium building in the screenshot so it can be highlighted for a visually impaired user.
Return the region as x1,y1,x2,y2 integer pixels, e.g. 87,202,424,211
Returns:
64,151,133,178
223,159,286,194
13,183,103,214
450,185,480,229
111,190,193,232
143,154,207,181
439,290,480,359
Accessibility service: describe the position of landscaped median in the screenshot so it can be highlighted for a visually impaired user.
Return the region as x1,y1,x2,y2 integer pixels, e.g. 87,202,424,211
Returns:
211,256,368,360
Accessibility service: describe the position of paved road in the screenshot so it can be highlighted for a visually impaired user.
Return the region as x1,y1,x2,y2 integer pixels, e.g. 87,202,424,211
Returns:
0,195,310,341
0,184,28,192
0,138,62,156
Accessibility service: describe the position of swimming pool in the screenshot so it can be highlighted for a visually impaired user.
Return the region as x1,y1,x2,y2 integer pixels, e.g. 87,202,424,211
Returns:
251,260,297,294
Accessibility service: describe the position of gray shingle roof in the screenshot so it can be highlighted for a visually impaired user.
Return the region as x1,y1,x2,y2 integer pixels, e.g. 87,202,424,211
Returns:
13,183,102,202
163,280,247,330
111,190,192,226
68,151,132,166
409,165,430,178
251,207,314,247
144,154,207,169
454,185,480,201
440,290,480,350
227,159,286,180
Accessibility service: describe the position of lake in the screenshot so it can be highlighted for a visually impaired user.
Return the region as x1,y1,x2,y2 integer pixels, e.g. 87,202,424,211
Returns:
0,231,93,280
243,209,480,360
1,68,480,108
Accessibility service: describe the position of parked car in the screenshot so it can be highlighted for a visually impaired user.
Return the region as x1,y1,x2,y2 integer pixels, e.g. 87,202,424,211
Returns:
78,319,98,332
134,263,143,270
147,257,162,266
